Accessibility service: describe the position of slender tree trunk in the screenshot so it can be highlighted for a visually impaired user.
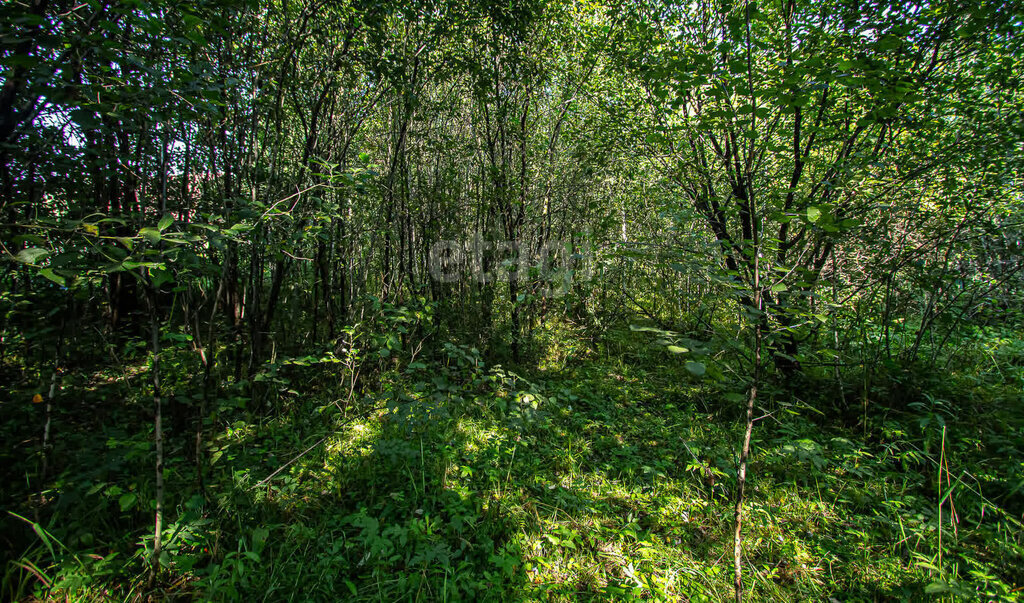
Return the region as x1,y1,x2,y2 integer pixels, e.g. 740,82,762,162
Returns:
38,368,57,516
733,240,761,603
147,288,164,587
38,308,66,517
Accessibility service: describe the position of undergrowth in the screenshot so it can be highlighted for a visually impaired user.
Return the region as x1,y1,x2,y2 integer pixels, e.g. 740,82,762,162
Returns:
2,320,1023,601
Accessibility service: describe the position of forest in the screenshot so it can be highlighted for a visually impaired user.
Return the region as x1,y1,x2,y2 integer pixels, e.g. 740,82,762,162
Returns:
1,0,1023,600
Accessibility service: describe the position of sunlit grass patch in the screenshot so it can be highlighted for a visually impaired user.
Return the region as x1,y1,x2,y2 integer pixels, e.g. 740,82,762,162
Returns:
325,416,381,458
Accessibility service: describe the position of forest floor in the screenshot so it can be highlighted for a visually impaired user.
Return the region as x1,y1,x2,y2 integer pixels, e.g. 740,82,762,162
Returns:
2,322,1023,601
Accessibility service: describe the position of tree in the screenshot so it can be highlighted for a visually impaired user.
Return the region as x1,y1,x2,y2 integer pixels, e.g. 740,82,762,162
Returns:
608,0,1022,598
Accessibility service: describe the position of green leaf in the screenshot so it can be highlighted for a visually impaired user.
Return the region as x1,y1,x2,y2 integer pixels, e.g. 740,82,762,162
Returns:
15,248,49,264
685,361,706,377
629,324,676,337
227,223,253,234
770,283,788,293
806,206,822,223
924,582,948,594
139,227,161,245
39,268,65,286
666,345,688,354
119,493,137,511
158,213,174,231
31,522,55,558
151,268,174,289
252,527,269,549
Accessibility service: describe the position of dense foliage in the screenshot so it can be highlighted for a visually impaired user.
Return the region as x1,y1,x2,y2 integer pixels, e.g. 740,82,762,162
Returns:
1,0,1023,600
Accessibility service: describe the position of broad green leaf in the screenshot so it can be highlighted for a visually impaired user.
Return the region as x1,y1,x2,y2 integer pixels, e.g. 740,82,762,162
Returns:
666,345,688,354
685,361,706,377
16,248,49,264
39,268,65,286
139,227,161,245
119,492,137,511
158,213,174,231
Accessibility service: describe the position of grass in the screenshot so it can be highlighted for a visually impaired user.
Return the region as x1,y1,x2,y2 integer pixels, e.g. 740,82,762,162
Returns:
2,322,1023,601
